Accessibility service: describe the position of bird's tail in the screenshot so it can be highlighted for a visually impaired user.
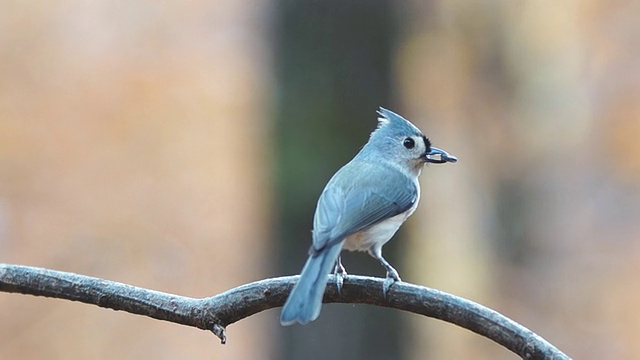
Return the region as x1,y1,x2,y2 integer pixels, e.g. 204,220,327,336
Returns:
280,243,342,326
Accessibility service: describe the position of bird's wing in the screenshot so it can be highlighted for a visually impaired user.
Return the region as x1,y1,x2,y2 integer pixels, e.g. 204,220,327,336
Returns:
311,165,417,253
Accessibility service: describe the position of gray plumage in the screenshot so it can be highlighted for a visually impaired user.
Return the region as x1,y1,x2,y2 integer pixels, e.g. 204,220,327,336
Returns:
280,107,456,326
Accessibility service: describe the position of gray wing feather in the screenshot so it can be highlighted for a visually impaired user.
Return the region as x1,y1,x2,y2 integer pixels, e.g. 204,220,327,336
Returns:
311,163,417,252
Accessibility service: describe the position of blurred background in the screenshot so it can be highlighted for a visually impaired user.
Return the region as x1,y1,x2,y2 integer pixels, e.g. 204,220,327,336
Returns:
1,1,639,359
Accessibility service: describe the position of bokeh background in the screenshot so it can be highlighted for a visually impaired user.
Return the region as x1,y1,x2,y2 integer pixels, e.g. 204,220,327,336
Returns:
1,1,639,359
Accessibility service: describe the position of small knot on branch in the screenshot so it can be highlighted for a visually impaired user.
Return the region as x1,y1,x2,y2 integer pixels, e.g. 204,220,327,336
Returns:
211,323,226,344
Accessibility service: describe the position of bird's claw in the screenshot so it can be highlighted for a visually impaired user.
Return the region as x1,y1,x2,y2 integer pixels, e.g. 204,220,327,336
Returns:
335,272,346,294
382,270,401,298
334,259,347,294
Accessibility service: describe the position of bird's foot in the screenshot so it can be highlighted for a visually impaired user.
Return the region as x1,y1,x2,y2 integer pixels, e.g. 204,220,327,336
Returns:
335,272,346,294
334,260,347,294
382,269,401,298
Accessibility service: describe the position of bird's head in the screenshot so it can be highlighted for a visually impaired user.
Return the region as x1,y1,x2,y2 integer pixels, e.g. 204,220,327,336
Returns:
366,107,457,173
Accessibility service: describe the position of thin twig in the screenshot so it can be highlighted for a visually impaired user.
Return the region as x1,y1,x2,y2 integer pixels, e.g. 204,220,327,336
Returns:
0,263,570,359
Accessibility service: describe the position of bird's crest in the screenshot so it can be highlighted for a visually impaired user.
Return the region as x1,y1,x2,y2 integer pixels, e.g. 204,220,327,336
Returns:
373,107,422,138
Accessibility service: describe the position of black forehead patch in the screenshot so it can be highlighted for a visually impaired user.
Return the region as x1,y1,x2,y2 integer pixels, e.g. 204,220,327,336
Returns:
422,135,432,150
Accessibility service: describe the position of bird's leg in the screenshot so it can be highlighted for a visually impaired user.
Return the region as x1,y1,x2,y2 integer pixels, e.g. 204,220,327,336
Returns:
368,247,401,297
333,256,347,294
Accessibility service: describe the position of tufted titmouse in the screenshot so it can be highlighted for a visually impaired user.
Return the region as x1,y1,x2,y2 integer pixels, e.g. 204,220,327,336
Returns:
280,107,457,326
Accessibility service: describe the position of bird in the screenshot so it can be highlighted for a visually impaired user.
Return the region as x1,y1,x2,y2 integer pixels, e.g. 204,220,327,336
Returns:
280,107,457,326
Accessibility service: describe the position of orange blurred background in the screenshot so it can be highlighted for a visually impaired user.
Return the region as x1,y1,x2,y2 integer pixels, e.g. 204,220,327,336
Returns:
1,1,639,359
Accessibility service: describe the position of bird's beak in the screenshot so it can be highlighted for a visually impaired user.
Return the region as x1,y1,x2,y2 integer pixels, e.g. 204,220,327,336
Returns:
423,146,458,164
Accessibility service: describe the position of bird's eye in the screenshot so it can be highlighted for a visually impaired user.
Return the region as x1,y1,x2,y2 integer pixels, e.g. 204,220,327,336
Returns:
403,137,415,149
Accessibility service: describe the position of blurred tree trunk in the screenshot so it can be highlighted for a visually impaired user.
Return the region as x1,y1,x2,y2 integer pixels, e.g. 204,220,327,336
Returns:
273,2,405,360
396,2,501,359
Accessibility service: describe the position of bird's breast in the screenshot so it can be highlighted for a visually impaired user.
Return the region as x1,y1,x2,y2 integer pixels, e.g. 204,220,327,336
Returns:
342,202,418,252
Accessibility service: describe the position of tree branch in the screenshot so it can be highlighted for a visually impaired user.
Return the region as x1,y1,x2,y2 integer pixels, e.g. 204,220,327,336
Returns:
0,263,570,359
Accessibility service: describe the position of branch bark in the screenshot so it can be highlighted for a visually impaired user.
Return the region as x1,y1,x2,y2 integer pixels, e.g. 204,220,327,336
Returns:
0,263,569,359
